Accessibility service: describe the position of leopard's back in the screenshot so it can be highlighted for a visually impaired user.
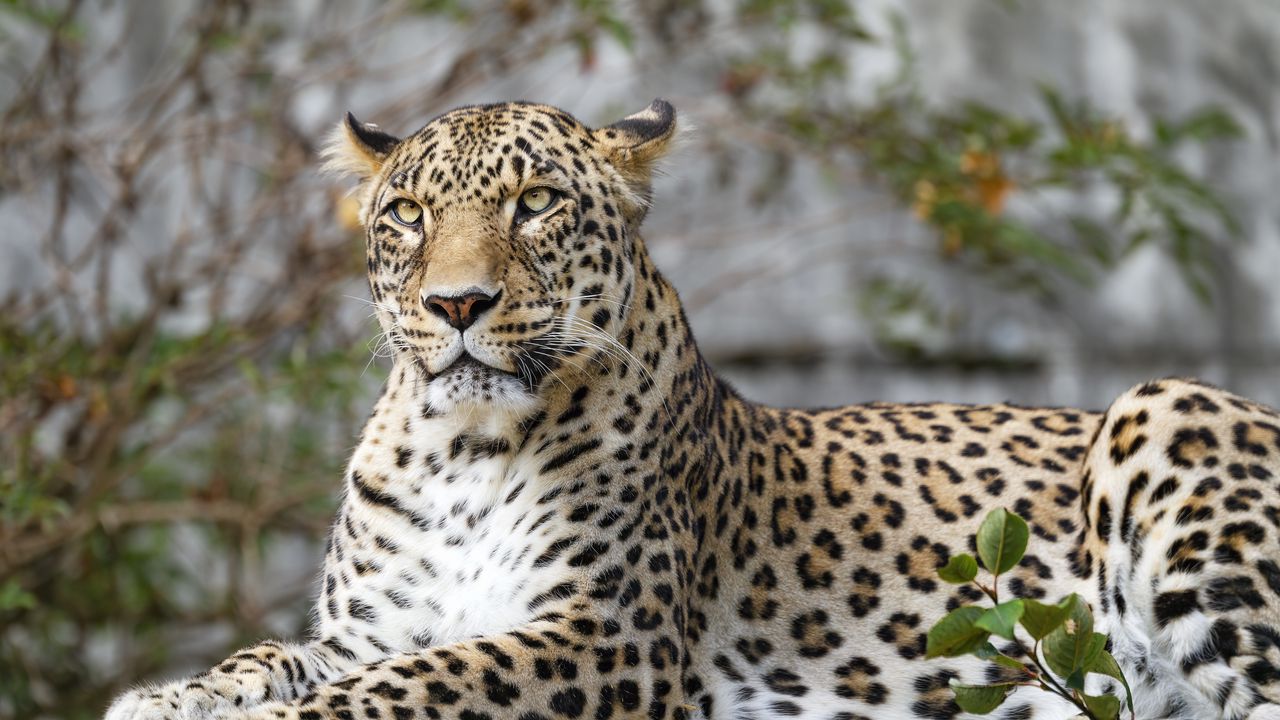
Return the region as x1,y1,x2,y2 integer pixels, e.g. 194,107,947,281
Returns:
687,400,1103,718
684,378,1280,720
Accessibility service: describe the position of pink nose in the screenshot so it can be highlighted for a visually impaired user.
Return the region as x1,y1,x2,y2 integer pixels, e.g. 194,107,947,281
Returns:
422,290,498,331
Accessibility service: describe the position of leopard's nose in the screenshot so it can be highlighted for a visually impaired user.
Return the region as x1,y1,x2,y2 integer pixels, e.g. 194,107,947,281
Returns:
422,288,500,331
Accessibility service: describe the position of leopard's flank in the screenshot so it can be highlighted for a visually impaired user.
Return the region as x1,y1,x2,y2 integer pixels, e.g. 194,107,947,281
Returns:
106,99,1280,720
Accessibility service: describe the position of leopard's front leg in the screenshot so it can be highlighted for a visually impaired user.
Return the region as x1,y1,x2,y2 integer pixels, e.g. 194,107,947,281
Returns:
244,613,687,720
105,640,353,720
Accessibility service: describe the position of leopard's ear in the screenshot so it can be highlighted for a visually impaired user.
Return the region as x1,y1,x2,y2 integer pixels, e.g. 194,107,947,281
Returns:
594,99,679,208
598,99,677,160
321,112,401,179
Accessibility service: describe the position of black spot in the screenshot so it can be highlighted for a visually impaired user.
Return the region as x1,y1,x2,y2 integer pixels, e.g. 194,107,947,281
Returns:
481,670,520,706
548,687,587,717
1154,589,1201,626
1096,497,1113,539
395,446,414,468
1151,477,1181,502
424,681,460,705
347,597,378,623
1257,559,1280,598
1206,576,1265,612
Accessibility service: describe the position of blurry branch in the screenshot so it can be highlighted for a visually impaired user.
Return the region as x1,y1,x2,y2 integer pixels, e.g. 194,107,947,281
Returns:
674,203,908,313
1,495,326,577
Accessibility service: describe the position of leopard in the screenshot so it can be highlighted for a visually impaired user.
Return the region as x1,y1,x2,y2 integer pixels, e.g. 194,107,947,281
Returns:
104,98,1280,720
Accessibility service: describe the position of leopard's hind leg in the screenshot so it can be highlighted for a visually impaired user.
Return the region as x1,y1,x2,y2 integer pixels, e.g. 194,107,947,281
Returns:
1080,379,1280,720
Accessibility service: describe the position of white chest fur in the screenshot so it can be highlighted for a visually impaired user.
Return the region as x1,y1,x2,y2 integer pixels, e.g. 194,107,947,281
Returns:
318,413,573,659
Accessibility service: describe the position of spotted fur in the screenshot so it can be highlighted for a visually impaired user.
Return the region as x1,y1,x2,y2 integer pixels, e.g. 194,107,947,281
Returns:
106,100,1280,720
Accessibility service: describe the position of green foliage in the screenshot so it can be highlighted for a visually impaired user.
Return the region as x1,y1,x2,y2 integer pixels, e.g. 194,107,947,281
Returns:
925,508,1135,719
0,314,376,717
722,5,1243,357
1042,597,1100,678
859,84,1240,306
0,579,36,610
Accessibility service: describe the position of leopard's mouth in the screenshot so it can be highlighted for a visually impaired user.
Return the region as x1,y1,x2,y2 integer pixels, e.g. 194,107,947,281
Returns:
422,349,543,416
401,329,557,403
443,353,507,376
431,352,523,388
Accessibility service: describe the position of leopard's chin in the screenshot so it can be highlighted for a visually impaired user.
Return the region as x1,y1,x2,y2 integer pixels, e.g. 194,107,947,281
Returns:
424,355,540,419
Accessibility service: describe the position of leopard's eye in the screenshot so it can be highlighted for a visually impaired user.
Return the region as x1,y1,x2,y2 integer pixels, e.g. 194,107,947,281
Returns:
518,187,558,215
390,199,423,226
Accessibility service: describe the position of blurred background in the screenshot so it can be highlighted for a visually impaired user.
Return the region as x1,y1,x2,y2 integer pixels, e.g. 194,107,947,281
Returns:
1,0,1277,717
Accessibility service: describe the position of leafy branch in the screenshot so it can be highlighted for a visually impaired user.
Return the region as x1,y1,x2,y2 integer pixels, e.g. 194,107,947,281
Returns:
926,509,1134,718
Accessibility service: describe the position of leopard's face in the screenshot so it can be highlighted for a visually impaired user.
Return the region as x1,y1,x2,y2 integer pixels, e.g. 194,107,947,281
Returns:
325,101,676,416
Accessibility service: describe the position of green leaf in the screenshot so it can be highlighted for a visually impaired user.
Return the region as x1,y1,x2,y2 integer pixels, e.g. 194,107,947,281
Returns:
1043,595,1095,677
1082,632,1108,669
600,15,634,50
1020,595,1077,640
976,508,1029,575
926,606,990,658
1086,649,1136,716
0,580,36,611
1065,668,1086,691
938,553,979,584
948,681,1014,714
1069,216,1115,265
1038,83,1074,133
975,599,1025,640
1162,107,1243,144
977,642,1030,671
992,653,1028,671
1081,692,1122,720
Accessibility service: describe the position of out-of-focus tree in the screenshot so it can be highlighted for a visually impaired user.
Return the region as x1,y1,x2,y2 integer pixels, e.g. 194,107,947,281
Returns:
0,1,1242,718
686,3,1240,355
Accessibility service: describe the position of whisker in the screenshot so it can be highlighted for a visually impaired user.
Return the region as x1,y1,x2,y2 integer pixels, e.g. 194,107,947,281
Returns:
548,293,633,311
539,325,623,374
550,315,673,422
528,347,577,396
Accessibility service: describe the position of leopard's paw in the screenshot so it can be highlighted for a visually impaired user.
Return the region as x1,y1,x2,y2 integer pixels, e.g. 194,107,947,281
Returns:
1247,704,1280,720
175,673,271,720
237,700,297,720
105,674,271,720
104,683,182,720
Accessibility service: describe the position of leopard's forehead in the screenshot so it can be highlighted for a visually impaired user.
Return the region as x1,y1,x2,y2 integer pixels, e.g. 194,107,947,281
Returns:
379,103,601,207
399,103,592,165
429,102,586,138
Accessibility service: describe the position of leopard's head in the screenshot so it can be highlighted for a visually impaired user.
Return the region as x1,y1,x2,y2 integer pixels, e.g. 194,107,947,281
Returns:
324,100,677,417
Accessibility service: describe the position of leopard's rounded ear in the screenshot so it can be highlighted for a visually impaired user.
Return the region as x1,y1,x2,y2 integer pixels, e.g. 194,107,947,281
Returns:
594,100,680,209
596,99,678,168
321,112,401,179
